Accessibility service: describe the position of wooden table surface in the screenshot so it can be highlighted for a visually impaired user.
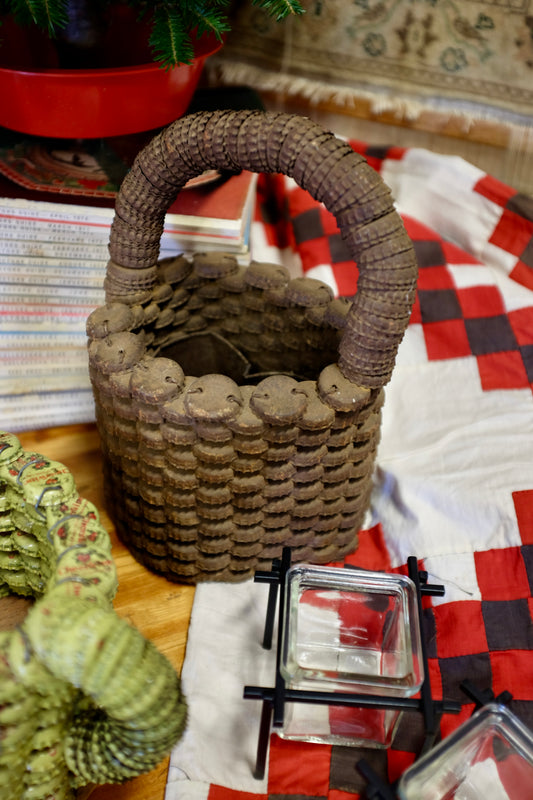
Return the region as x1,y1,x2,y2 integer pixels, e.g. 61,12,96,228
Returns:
2,423,196,800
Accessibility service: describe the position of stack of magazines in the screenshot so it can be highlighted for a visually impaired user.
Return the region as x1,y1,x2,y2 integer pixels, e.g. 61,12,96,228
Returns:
0,130,257,432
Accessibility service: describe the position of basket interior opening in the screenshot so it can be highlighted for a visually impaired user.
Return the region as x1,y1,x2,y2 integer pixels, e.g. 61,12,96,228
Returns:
159,329,340,384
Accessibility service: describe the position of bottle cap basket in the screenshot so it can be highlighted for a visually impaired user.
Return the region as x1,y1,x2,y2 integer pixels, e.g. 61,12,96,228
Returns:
87,109,418,584
0,432,186,798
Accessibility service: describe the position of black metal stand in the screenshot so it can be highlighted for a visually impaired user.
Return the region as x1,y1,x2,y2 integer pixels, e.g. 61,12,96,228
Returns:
244,548,462,781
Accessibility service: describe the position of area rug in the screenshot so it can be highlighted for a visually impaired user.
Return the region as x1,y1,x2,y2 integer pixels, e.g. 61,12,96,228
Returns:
213,0,533,124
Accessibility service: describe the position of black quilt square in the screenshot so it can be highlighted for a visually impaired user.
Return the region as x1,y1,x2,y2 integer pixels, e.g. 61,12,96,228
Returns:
507,192,533,222
390,709,427,754
464,315,518,356
482,598,533,651
330,744,387,793
509,699,533,733
418,289,462,323
270,795,326,800
365,145,390,161
328,234,351,264
270,792,327,800
413,240,447,268
292,208,323,244
520,344,533,382
521,545,533,593
519,239,533,269
439,652,492,703
421,607,438,660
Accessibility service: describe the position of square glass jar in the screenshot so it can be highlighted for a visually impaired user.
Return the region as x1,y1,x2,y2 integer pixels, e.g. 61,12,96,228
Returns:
397,703,533,799
280,689,404,747
278,564,424,748
281,564,424,696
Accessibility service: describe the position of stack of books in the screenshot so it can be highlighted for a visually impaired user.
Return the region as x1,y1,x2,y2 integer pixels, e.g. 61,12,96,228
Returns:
0,129,257,432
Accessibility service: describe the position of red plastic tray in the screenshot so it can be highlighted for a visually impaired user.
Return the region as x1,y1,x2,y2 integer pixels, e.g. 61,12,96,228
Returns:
0,14,222,139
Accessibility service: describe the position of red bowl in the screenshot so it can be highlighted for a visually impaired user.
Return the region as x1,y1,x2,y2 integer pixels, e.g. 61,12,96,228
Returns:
0,14,222,138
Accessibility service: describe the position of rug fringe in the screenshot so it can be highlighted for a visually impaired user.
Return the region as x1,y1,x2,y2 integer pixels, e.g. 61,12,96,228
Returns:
209,60,533,136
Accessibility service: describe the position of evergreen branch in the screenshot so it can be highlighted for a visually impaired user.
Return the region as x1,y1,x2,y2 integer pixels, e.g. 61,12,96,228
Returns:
187,4,232,42
150,6,195,68
252,0,304,22
9,0,68,33
1,0,306,67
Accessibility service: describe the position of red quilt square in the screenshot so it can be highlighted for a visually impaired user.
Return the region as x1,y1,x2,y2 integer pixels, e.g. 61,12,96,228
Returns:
477,351,530,391
426,656,443,700
457,285,505,318
362,154,384,172
440,704,473,741
510,260,533,291
513,490,533,545
385,146,408,161
348,139,368,156
490,650,533,700
299,237,335,273
442,241,481,265
409,293,421,325
433,601,488,657
342,524,393,573
475,547,531,601
474,175,516,207
416,266,455,291
508,307,533,346
403,216,441,242
490,209,533,256
331,261,359,297
267,734,331,795
209,788,265,800
423,319,471,361
288,186,322,217
387,749,416,784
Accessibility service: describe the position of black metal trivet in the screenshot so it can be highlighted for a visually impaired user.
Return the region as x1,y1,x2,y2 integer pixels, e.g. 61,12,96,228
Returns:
244,548,462,780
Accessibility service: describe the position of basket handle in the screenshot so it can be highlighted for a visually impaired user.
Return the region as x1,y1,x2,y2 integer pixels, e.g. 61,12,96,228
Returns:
108,109,418,388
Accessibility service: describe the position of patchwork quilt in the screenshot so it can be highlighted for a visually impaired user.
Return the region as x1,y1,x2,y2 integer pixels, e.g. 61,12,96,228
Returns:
165,140,533,800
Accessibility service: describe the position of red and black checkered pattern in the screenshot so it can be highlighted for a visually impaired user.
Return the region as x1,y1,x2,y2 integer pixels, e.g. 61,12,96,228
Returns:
475,175,533,291
205,517,533,799
254,143,533,394
172,142,533,800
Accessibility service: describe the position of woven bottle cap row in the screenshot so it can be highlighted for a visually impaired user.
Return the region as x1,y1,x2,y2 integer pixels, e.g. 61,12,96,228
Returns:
88,110,418,584
0,431,186,796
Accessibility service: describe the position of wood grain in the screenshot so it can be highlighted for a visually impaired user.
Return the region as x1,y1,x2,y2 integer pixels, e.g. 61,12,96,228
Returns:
1,423,195,800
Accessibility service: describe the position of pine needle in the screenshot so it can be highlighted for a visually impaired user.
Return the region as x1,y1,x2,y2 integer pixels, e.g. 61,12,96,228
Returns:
150,6,195,68
10,0,68,33
253,0,304,22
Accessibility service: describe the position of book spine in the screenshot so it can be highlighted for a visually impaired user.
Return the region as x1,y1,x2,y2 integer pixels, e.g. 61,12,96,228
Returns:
0,330,88,347
0,205,243,238
0,366,92,396
1,284,104,304
0,220,111,246
0,390,95,433
0,303,99,332
0,238,109,260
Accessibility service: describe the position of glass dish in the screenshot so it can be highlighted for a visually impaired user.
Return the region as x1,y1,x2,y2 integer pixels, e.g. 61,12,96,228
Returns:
281,564,424,696
397,703,533,799
280,685,403,748
277,564,424,748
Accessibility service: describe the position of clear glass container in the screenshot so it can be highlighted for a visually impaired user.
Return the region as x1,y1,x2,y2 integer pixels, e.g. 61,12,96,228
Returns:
397,703,533,799
280,685,404,747
278,564,424,748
